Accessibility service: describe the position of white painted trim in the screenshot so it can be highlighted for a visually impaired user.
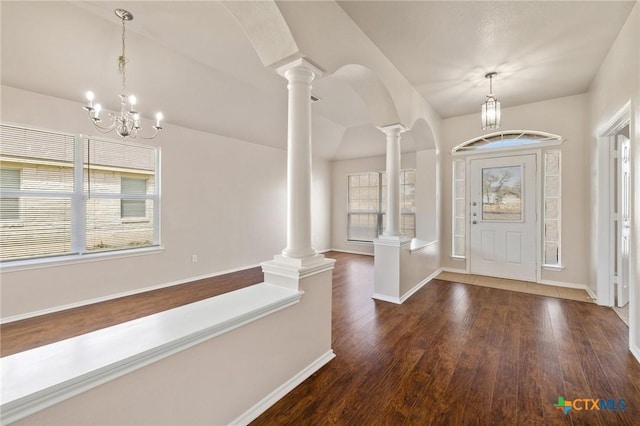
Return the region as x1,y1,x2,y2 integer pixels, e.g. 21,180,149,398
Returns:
537,279,590,291
0,246,164,274
440,267,467,274
0,283,303,425
452,139,564,157
372,293,401,304
598,100,632,136
451,130,564,155
329,249,374,257
373,237,412,248
630,343,640,364
409,239,438,253
261,257,336,280
231,350,336,426
542,264,565,272
0,261,263,324
399,268,442,303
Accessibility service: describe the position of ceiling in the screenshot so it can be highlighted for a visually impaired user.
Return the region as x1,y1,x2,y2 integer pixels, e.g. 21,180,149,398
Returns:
1,1,635,160
338,0,636,119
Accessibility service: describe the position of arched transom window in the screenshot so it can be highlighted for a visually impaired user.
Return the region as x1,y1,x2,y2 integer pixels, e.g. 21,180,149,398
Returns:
452,130,563,154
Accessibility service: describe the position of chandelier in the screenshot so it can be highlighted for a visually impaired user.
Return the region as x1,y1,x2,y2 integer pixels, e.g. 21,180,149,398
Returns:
481,72,501,130
83,9,163,139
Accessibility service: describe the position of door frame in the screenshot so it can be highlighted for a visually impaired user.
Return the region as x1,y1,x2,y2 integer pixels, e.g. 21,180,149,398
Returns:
597,102,631,306
461,148,544,283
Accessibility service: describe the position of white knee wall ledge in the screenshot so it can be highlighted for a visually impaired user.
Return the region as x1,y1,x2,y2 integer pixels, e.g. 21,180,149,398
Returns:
0,283,303,425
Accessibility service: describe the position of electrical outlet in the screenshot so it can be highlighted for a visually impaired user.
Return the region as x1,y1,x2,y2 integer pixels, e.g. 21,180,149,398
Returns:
191,254,198,263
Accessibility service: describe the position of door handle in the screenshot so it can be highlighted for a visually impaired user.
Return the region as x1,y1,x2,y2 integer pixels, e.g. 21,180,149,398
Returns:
472,220,478,225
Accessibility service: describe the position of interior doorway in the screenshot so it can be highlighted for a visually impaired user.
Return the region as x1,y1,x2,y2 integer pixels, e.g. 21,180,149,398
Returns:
610,125,631,308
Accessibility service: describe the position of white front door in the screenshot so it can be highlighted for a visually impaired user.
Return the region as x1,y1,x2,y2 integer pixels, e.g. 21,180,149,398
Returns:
469,154,537,281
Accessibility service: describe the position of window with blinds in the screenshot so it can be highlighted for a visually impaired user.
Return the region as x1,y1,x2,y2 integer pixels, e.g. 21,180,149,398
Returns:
0,123,160,262
347,170,416,242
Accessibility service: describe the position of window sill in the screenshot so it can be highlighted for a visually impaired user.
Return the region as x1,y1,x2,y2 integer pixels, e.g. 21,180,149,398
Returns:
0,246,164,273
121,217,150,224
542,264,564,272
345,240,374,246
450,255,466,261
0,282,303,424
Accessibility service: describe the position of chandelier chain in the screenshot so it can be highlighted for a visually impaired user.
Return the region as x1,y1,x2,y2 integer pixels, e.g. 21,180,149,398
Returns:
119,15,128,95
83,8,163,140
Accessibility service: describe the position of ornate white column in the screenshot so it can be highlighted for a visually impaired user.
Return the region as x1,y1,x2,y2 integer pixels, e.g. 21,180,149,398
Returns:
262,58,332,290
278,58,322,260
380,124,405,237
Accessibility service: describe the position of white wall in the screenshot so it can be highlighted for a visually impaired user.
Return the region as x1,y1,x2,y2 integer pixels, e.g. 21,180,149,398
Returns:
330,152,416,254
13,269,334,425
588,3,639,355
0,86,332,319
415,149,439,243
440,94,590,287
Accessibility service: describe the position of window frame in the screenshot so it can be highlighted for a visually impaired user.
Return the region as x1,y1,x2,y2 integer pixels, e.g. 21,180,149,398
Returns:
450,131,564,270
0,123,161,268
347,169,416,243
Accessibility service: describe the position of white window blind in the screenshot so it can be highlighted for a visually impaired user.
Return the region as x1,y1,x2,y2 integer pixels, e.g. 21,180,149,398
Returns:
348,172,380,242
0,125,75,261
347,170,416,242
0,123,160,262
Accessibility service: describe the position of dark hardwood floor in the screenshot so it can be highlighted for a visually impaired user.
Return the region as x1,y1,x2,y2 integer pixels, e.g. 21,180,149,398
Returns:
253,252,640,425
0,266,264,356
2,252,639,425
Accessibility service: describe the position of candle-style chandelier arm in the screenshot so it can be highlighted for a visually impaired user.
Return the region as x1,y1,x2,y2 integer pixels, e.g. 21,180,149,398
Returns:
82,9,163,140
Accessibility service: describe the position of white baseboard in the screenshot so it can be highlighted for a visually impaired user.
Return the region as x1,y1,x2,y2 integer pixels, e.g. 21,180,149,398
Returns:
538,278,589,291
1,262,263,324
372,293,401,304
440,267,468,274
399,268,442,303
231,350,336,425
630,343,640,364
373,268,443,305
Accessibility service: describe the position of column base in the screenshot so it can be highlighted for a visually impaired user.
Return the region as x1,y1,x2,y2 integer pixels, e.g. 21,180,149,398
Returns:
262,253,336,290
373,237,411,303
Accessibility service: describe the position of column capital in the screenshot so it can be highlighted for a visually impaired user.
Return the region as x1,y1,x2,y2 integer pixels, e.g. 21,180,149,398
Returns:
276,57,324,79
378,123,407,137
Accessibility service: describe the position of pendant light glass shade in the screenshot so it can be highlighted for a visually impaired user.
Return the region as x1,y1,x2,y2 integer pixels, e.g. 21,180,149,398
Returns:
481,72,501,130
